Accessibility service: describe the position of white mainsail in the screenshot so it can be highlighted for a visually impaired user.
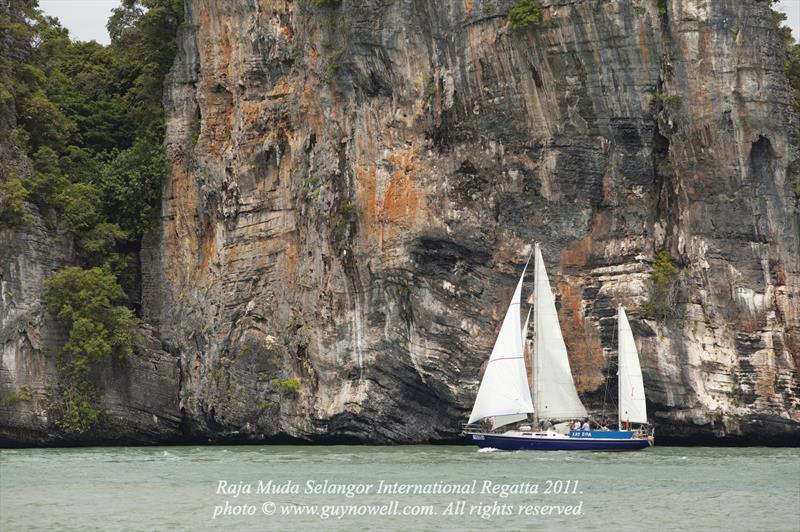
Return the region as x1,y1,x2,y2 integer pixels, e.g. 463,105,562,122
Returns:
490,414,528,430
532,244,588,420
468,265,534,426
617,306,647,425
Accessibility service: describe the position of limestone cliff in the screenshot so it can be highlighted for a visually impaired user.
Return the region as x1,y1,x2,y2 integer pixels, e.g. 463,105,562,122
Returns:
0,206,183,444
2,0,799,445
151,0,799,443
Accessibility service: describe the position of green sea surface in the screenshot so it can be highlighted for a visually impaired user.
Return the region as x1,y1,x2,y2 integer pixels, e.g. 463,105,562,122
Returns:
1,445,798,531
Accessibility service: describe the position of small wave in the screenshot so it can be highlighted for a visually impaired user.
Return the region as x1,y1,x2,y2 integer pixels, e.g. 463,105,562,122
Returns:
478,447,500,453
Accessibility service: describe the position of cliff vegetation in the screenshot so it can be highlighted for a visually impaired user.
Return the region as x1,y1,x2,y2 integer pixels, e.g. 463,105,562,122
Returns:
0,0,181,432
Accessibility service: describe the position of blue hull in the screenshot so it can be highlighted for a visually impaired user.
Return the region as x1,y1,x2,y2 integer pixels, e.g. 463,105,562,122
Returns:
468,432,651,451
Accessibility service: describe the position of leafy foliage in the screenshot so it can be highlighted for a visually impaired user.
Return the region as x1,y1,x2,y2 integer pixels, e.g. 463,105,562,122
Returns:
27,146,68,210
508,0,541,31
45,267,137,365
334,201,357,239
768,2,800,196
55,183,129,264
769,2,800,113
44,267,138,433
1,385,33,407
56,183,103,235
309,0,342,8
273,378,301,393
641,251,680,320
99,130,169,236
2,0,181,242
0,177,29,229
50,380,102,434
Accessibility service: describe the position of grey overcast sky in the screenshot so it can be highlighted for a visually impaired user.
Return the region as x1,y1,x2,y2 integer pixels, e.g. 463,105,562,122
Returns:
40,0,800,46
774,0,800,41
39,0,121,44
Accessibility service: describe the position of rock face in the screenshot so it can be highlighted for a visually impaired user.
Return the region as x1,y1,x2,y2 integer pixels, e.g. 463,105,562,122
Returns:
2,0,799,445
0,211,183,445
148,0,799,444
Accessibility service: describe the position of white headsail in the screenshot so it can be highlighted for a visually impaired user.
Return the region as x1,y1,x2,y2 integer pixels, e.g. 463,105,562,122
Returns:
617,306,647,425
468,264,534,426
532,244,587,420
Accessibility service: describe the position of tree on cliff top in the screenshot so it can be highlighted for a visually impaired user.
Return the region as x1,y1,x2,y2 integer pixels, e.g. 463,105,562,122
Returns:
768,1,800,195
1,0,182,241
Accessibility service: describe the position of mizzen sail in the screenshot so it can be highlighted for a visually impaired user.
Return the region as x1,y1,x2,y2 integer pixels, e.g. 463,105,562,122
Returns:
617,306,647,424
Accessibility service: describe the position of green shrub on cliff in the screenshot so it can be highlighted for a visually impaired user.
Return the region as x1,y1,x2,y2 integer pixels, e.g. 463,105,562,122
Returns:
508,0,541,31
45,267,138,433
56,183,103,235
48,182,127,265
98,132,167,236
1,385,33,407
27,147,68,212
45,267,137,364
273,378,301,393
334,201,357,239
789,158,800,196
0,177,29,229
51,380,103,434
309,0,342,8
326,49,345,79
641,251,680,320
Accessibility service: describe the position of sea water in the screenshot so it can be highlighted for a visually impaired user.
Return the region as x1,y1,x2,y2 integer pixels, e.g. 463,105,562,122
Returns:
1,445,798,531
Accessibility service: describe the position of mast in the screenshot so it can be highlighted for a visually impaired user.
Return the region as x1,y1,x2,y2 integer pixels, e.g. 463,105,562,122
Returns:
618,305,622,432
531,244,539,426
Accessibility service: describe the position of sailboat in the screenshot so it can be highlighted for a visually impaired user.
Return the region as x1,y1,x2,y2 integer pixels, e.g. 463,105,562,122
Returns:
463,244,654,451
